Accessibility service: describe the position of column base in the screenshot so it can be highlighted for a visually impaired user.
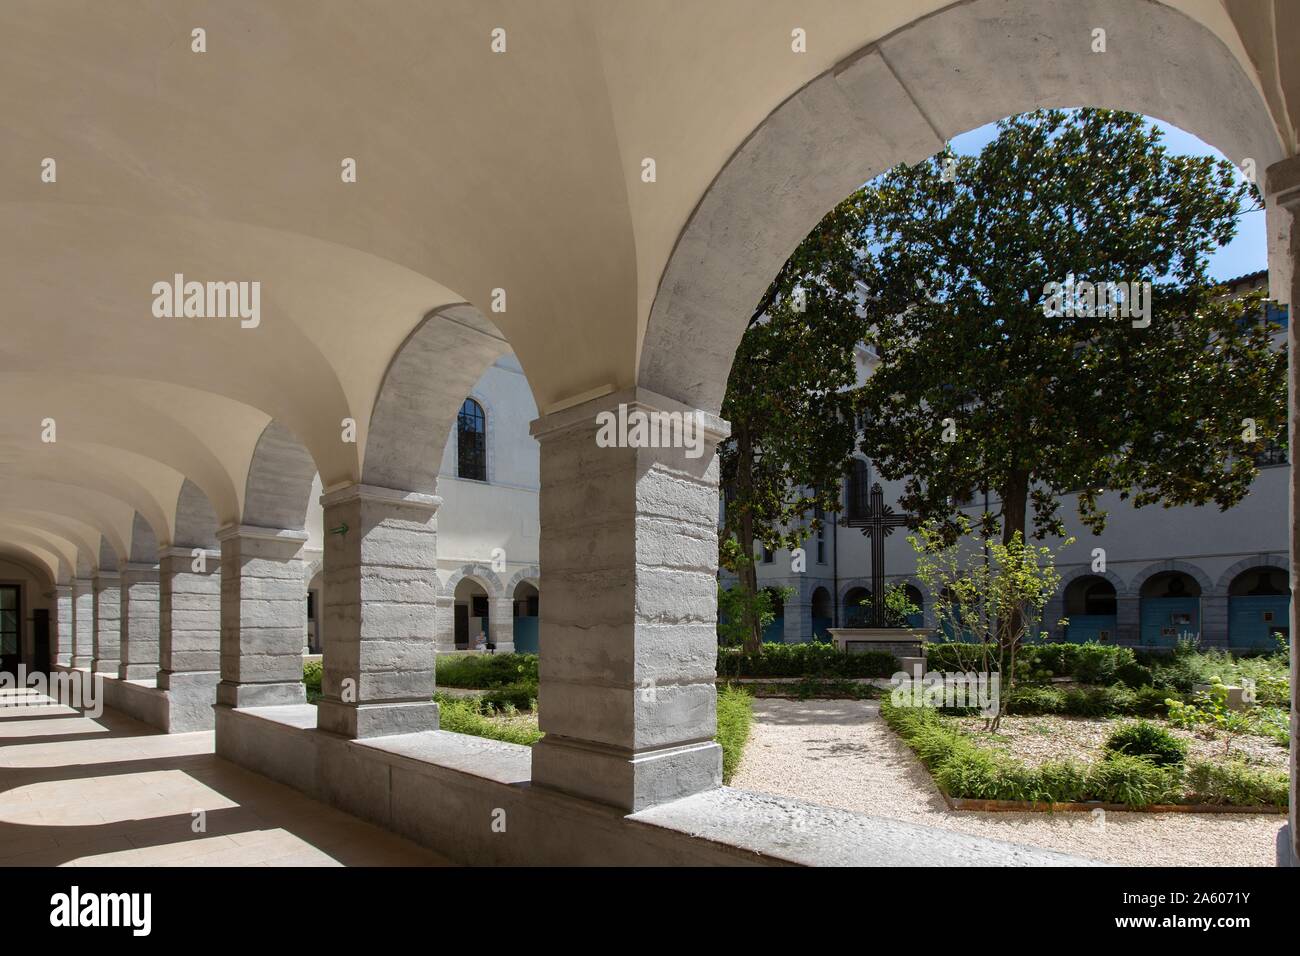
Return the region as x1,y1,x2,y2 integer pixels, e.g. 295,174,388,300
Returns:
92,660,120,677
531,736,722,812
158,670,221,732
317,699,439,738
215,680,305,708
119,664,158,681
69,658,92,670
55,655,72,667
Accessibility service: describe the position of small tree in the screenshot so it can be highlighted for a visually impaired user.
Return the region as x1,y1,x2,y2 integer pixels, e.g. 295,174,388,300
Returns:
910,517,1070,728
859,583,921,629
718,560,791,653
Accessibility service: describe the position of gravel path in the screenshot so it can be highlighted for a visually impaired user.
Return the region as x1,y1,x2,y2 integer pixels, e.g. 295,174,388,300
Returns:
731,698,1284,866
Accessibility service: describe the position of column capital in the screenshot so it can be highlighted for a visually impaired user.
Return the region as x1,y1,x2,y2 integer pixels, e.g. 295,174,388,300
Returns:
93,571,121,587
160,545,221,561
216,523,310,544
122,561,160,576
529,385,730,445
318,481,442,512
48,583,73,597
1266,155,1300,208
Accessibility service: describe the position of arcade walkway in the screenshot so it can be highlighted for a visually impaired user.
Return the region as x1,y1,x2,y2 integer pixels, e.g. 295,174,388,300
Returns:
0,690,448,867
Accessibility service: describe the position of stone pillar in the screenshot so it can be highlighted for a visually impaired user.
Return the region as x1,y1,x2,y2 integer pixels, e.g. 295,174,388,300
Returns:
490,595,515,653
1265,155,1300,867
215,525,308,708
51,584,73,666
783,599,811,644
119,562,160,680
434,593,457,653
529,388,727,811
317,483,440,738
1116,594,1140,646
157,547,222,731
1201,593,1229,648
91,570,122,676
71,577,93,669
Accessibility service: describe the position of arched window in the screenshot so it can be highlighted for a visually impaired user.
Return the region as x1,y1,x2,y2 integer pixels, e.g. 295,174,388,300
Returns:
845,458,869,519
457,398,487,481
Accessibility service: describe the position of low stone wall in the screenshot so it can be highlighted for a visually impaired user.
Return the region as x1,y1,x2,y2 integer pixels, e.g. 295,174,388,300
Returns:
214,703,1097,867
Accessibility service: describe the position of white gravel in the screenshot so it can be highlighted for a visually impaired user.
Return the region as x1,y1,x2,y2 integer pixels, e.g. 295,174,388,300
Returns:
730,698,1284,867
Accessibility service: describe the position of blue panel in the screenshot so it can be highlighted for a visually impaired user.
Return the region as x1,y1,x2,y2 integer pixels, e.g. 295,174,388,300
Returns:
1228,596,1289,649
512,616,539,654
812,617,833,641
905,611,923,628
1063,615,1117,644
1139,598,1199,646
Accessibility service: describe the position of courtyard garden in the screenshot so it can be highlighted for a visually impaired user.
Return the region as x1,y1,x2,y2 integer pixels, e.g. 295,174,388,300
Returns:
303,653,756,783
882,641,1290,811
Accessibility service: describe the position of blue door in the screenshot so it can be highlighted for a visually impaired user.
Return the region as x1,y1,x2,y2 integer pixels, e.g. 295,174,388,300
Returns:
1063,614,1117,644
811,617,833,641
512,616,539,654
1228,596,1289,649
762,616,785,644
1140,598,1199,646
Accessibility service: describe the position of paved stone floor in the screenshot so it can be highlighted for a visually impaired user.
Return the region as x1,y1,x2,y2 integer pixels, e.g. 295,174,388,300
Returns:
0,690,449,867
732,698,1285,867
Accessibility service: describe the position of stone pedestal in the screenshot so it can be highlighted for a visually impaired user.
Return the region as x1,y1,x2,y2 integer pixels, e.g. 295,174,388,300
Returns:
71,577,94,669
317,483,440,738
51,584,73,666
91,571,121,676
529,388,727,812
119,562,160,680
827,627,932,661
215,525,308,708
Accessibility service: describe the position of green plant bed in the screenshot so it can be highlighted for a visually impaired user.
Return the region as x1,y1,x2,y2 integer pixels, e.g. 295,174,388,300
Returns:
718,642,896,679
434,693,543,746
436,652,538,689
881,698,1287,810
716,685,754,783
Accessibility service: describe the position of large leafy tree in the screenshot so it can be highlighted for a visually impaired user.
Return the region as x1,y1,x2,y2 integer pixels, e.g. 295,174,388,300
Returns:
854,109,1285,549
718,205,867,652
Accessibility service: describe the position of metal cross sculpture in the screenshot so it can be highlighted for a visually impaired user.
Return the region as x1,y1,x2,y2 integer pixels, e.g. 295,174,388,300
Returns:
844,482,910,626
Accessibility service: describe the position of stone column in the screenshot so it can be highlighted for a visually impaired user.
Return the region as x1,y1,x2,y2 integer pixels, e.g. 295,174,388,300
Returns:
317,483,440,738
51,584,73,666
119,562,160,680
783,599,811,644
71,577,93,669
215,525,308,708
490,595,515,653
158,547,222,731
1116,594,1140,646
1265,155,1300,867
434,592,457,653
529,388,727,811
91,570,122,676
1201,593,1229,648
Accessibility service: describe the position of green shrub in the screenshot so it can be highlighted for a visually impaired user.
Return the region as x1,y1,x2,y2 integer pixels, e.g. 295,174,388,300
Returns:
1088,753,1180,807
1104,720,1187,767
1070,643,1136,684
717,642,896,678
436,652,538,689
434,694,544,746
1005,685,1066,715
1184,760,1288,808
480,681,538,711
716,685,754,783
303,659,322,703
1115,661,1154,688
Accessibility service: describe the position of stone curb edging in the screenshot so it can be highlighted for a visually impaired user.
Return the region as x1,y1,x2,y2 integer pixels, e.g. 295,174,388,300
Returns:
941,793,1284,815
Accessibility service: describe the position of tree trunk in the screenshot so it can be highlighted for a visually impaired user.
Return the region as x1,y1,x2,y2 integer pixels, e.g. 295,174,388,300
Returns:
997,469,1031,716
735,425,763,654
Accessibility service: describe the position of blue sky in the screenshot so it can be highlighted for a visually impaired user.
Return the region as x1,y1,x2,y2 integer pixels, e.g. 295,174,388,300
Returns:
949,118,1265,283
